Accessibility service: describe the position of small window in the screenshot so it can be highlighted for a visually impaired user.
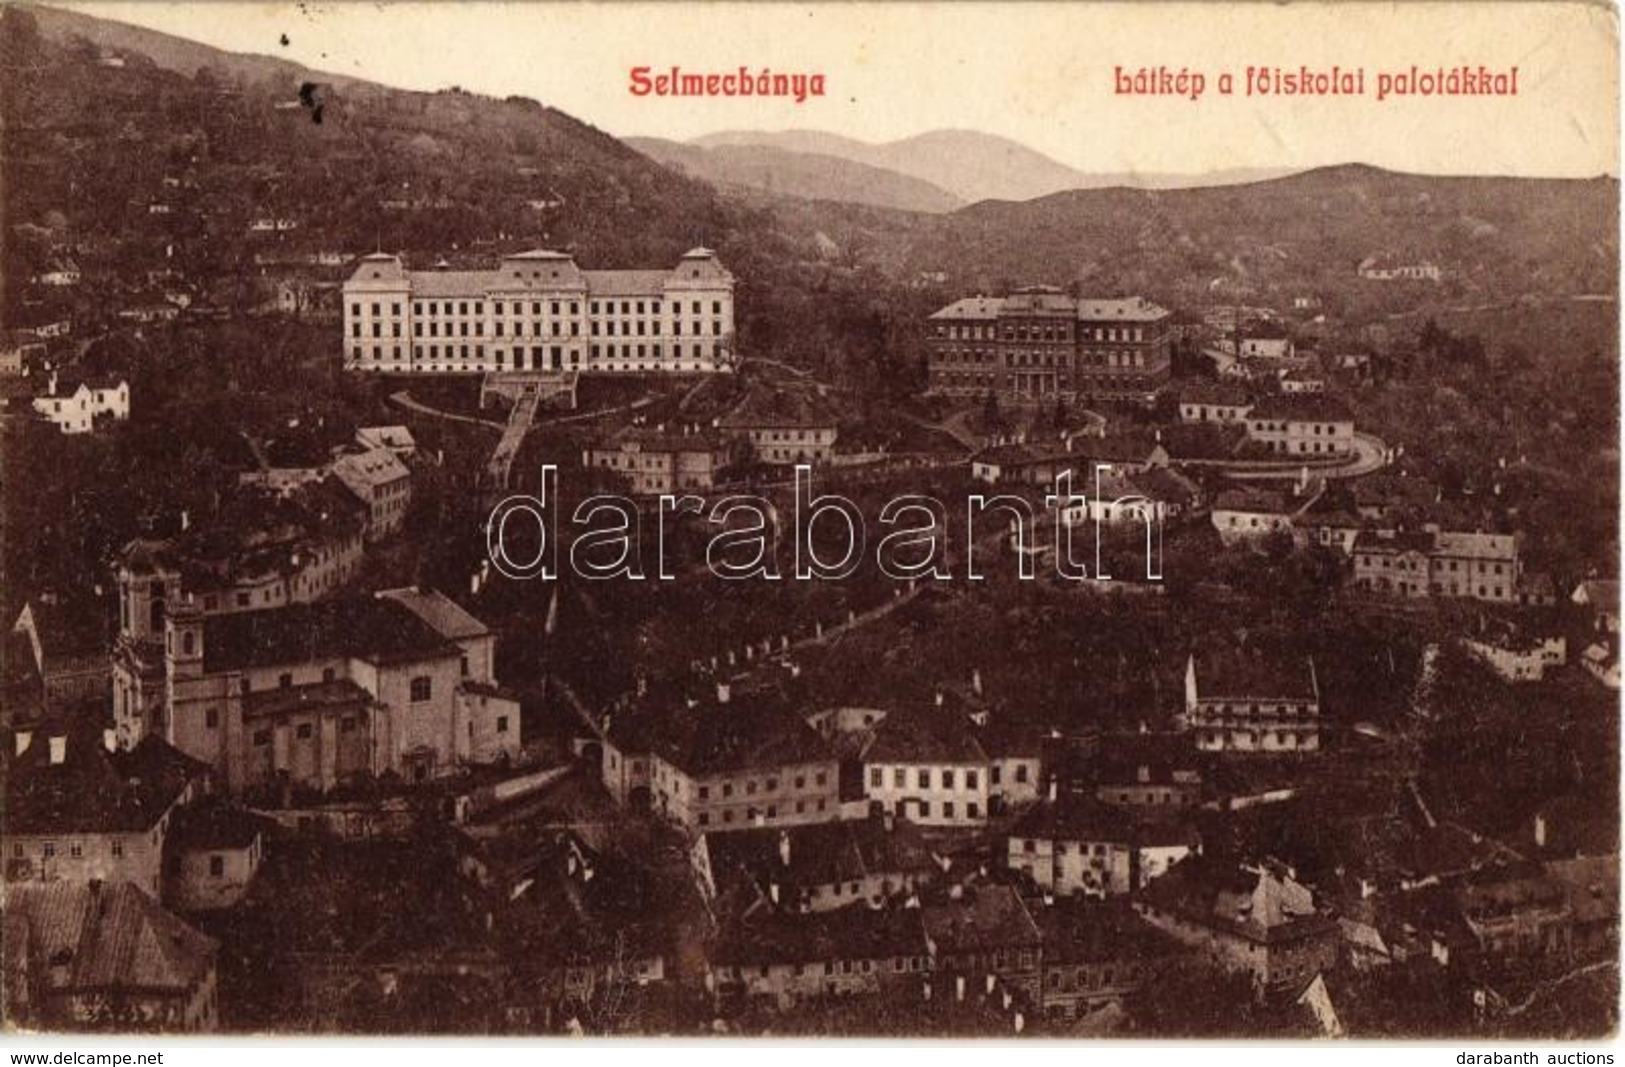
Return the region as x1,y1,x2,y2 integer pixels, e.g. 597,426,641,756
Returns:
410,676,432,702
497,716,509,734
296,723,313,740
209,855,225,877
205,708,220,729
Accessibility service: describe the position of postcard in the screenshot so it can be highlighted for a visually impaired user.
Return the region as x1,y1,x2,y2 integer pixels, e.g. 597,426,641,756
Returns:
0,0,1618,1044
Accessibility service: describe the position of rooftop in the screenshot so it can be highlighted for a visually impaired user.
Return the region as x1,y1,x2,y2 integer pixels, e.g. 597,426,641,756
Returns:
713,902,929,967
4,881,217,996
7,731,202,837
1140,855,1335,946
920,883,1041,954
201,596,464,675
1245,394,1355,423
1189,647,1318,703
863,706,988,766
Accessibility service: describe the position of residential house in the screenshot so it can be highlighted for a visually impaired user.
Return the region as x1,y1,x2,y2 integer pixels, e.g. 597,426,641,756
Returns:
584,424,731,495
1238,326,1294,362
164,801,271,912
644,684,841,833
1135,856,1339,995
1177,381,1253,425
694,813,936,914
0,331,46,375
1358,256,1442,282
3,881,219,1032
355,425,417,458
1242,395,1355,457
921,883,1044,1007
861,704,1041,827
710,903,930,1006
331,447,413,541
1211,486,1313,547
1460,616,1566,682
1030,898,1180,1022
463,830,668,1007
1353,527,1522,603
31,370,129,435
1008,790,1196,898
1183,649,1321,754
11,594,113,706
5,728,203,898
718,387,838,465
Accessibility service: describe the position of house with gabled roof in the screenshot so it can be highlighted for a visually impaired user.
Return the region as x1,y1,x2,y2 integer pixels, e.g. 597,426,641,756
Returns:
3,880,219,1031
1134,855,1339,995
1183,647,1320,754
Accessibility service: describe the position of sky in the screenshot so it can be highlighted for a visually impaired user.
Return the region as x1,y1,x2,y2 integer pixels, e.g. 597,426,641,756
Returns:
56,1,1621,179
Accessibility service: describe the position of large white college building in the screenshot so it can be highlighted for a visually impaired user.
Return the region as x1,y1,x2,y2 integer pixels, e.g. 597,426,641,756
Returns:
341,248,736,375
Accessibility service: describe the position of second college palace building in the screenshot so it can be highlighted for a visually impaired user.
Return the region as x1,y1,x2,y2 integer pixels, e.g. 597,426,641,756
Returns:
342,248,735,374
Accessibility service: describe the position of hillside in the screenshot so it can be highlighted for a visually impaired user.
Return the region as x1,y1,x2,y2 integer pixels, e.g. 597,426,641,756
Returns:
1,6,1615,393
627,136,963,213
871,164,1620,316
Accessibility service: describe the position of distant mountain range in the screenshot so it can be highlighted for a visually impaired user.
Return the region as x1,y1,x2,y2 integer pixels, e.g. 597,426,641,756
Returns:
626,137,965,214
658,129,1291,209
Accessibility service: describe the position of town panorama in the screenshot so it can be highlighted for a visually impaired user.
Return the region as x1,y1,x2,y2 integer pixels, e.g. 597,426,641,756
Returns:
0,2,1618,1042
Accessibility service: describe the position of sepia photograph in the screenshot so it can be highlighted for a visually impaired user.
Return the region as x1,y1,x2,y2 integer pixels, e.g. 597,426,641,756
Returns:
0,0,1619,1049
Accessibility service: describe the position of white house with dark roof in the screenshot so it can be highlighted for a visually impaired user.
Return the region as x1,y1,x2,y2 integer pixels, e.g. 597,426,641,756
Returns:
1183,649,1321,753
30,369,129,434
330,447,412,541
342,248,734,375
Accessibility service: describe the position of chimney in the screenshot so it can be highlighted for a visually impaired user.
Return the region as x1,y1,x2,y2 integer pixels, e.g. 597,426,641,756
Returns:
716,681,731,705
778,830,791,868
972,668,983,696
986,973,996,994
1048,776,1058,803
956,975,966,1002
1534,812,1548,849
181,509,191,532
102,729,116,753
769,882,780,905
14,730,31,756
48,735,66,765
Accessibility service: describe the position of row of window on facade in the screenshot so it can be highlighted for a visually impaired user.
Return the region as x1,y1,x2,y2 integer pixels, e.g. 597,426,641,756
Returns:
868,765,1005,790
241,713,508,746
350,342,714,363
1192,702,1314,717
689,769,830,800
352,319,722,340
938,324,1150,343
694,798,829,826
352,299,724,318
1359,555,1508,575
13,839,126,859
